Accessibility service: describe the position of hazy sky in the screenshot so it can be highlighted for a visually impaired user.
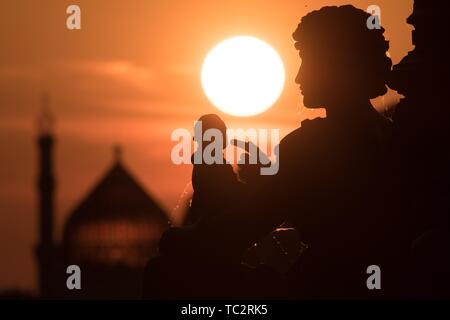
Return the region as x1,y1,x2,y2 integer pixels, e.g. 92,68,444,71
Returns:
0,0,413,292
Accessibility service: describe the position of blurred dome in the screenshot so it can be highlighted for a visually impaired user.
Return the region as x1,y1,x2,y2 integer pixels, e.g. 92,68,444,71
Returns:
63,152,169,268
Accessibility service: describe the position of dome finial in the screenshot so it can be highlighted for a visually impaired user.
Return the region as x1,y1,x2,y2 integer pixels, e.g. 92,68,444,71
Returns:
113,145,123,162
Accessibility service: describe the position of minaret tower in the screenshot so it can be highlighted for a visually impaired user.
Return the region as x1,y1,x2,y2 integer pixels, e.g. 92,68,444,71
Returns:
35,94,56,298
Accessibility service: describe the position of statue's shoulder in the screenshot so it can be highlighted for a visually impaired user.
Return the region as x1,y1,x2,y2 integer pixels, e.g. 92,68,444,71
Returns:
281,118,328,148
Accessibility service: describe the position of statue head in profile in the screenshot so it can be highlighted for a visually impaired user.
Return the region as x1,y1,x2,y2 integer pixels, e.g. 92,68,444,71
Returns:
293,5,392,110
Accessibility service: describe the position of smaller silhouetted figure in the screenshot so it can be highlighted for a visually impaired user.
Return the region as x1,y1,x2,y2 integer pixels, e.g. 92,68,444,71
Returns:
143,114,280,299
161,114,243,265
186,114,241,224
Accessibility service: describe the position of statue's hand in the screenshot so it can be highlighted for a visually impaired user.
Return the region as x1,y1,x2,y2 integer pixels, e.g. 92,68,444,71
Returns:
231,139,271,184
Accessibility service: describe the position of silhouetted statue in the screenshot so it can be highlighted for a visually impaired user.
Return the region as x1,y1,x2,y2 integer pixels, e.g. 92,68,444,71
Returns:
264,5,406,299
144,5,409,300
167,5,405,299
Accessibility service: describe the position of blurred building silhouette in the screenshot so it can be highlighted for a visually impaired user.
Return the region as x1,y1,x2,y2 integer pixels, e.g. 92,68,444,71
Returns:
35,101,169,299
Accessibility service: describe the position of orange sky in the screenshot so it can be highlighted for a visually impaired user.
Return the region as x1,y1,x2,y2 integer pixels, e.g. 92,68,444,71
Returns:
0,0,413,292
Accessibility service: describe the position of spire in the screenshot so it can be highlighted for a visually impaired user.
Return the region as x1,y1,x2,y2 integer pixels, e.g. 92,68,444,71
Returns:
113,144,123,162
38,93,55,136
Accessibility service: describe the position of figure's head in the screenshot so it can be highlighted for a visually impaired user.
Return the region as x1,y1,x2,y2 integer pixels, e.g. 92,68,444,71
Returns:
194,114,227,150
293,5,392,108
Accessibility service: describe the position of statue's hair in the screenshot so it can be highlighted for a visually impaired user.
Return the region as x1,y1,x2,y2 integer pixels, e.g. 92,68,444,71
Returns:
293,5,392,98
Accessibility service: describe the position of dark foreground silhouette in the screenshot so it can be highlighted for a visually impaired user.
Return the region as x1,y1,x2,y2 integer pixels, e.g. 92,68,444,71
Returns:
388,0,450,299
143,3,449,300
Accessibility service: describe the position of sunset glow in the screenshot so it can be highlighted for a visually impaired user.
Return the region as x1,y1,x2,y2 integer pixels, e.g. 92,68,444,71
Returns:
201,36,285,117
0,0,414,294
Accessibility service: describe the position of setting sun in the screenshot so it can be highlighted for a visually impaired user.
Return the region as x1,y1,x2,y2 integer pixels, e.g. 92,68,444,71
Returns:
201,36,285,117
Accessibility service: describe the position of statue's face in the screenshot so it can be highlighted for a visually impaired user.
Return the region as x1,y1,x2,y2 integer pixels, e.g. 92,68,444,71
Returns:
295,49,359,108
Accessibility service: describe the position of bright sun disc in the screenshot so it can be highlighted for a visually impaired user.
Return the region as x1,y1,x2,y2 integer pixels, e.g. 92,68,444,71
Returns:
201,36,285,117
